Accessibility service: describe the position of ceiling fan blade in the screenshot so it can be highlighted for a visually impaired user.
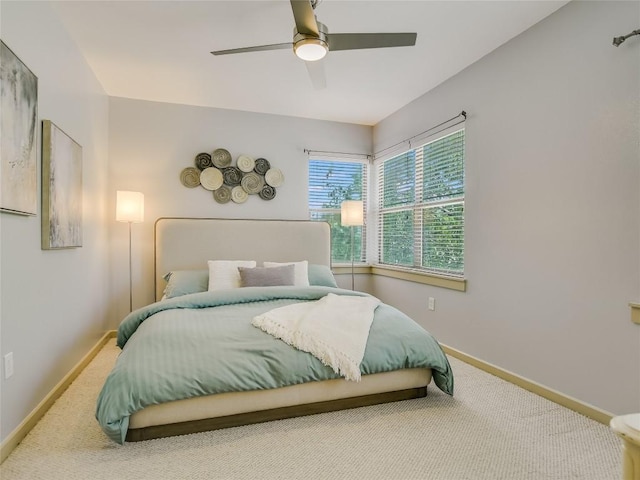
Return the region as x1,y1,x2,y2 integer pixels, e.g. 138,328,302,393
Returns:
211,43,292,56
290,0,319,36
327,32,417,52
305,60,326,90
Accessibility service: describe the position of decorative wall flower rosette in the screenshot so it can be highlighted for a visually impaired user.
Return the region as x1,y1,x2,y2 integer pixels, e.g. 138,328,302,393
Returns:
231,186,249,203
259,185,276,201
200,167,224,191
195,152,213,170
241,172,264,194
254,157,271,175
222,166,243,186
213,185,231,204
236,155,255,173
264,168,284,187
212,148,232,168
180,167,201,188
211,148,231,168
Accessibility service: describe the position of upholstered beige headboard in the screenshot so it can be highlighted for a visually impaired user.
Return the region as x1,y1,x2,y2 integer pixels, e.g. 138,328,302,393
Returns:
154,217,331,301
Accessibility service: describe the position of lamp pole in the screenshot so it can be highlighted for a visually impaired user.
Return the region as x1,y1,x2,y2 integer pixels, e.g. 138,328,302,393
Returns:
128,221,133,312
116,190,144,314
341,200,363,292
350,225,355,290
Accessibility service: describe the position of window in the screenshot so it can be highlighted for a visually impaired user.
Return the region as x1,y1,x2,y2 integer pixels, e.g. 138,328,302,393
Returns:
376,128,465,276
308,159,367,263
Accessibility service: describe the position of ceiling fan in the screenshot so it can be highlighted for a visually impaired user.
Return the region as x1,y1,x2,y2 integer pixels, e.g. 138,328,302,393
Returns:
211,0,417,89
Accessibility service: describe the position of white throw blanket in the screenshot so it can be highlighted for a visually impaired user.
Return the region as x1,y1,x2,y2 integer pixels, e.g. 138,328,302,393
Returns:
252,293,381,381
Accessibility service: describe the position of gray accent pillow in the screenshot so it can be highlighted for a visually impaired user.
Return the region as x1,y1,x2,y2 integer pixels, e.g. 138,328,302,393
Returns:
238,264,295,287
308,264,338,288
162,270,209,299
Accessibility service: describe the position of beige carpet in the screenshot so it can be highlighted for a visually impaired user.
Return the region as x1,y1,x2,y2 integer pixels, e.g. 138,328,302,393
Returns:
1,339,622,480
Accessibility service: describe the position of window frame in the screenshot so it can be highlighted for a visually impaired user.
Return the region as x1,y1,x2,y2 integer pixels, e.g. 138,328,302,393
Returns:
308,157,369,265
374,126,465,278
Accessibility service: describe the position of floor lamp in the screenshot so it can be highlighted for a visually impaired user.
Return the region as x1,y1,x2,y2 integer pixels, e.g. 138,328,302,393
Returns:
341,200,363,291
116,191,144,312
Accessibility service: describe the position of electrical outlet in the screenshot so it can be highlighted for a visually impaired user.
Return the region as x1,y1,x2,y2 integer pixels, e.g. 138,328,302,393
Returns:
4,352,14,379
428,297,435,311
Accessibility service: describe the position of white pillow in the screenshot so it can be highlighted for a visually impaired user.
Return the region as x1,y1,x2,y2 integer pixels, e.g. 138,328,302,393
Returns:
263,260,309,287
207,260,256,291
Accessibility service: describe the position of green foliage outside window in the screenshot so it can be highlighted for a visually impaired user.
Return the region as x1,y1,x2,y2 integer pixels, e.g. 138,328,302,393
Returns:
310,211,362,263
381,210,413,265
422,204,464,272
382,152,415,208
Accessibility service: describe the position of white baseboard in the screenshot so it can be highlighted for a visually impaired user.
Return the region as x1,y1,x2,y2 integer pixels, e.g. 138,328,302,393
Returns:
0,330,117,464
441,343,613,426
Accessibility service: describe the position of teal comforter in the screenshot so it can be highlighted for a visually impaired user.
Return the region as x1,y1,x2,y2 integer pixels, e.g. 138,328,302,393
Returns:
96,286,454,444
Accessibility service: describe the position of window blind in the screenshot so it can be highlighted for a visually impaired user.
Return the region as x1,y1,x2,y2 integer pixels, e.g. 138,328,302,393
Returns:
308,159,368,263
377,128,465,276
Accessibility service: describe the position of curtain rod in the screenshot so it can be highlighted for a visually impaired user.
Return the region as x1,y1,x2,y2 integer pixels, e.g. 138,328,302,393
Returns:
303,149,372,160
374,110,467,159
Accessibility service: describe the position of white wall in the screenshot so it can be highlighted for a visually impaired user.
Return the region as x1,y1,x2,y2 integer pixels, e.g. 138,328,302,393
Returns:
108,98,371,323
373,0,640,415
0,2,110,442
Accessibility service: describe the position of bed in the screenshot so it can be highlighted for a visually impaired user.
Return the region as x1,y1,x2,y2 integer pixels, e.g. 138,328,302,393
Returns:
96,217,454,444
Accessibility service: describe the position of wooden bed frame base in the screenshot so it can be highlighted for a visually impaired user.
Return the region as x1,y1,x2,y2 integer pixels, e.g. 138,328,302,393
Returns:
126,386,428,442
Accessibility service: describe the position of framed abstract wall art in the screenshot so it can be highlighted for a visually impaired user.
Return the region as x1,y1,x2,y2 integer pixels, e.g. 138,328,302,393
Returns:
41,120,83,249
0,40,38,216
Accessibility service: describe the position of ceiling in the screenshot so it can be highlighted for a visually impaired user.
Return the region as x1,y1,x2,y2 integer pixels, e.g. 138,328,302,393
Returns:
51,1,568,126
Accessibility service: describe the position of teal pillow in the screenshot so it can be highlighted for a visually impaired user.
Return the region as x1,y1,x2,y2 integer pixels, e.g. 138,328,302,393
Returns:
308,264,338,288
163,270,208,299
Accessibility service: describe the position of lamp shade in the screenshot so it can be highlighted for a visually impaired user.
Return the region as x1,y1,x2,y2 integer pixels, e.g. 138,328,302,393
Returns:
116,191,144,223
341,200,364,227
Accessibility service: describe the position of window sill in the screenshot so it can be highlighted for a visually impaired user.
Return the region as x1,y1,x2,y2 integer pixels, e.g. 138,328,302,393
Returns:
371,265,466,292
332,265,371,275
331,264,466,292
631,303,640,325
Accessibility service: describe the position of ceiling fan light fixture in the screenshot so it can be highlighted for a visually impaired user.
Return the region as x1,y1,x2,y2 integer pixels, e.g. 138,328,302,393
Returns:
294,38,328,61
